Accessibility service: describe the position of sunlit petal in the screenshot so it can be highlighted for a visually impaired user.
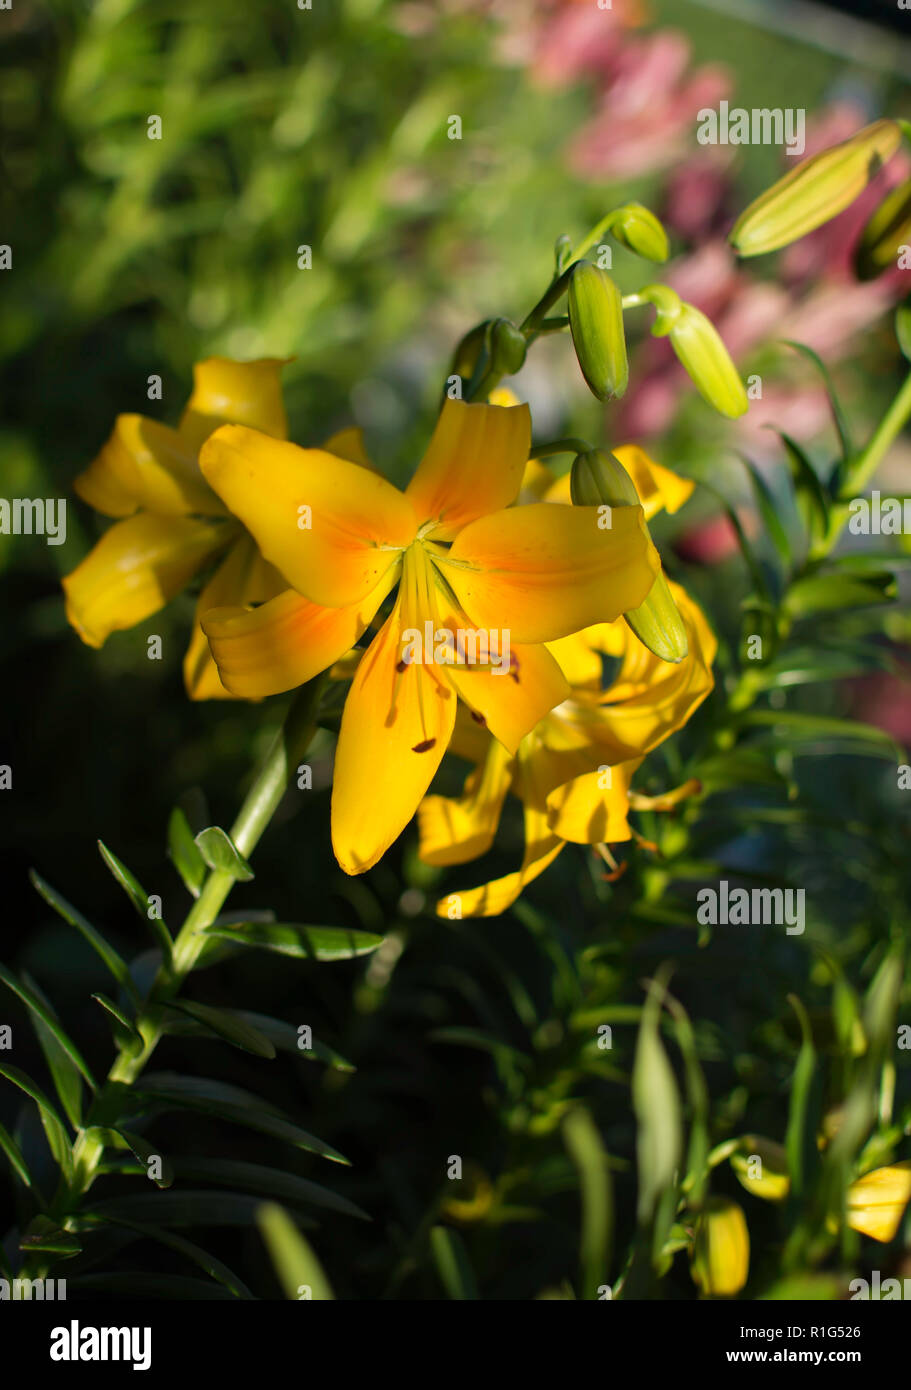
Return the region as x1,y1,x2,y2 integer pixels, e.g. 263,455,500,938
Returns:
406,398,531,539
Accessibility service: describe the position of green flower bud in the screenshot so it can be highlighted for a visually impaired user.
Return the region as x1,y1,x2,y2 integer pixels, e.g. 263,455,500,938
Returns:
855,177,911,281
729,118,903,258
611,203,670,262
691,1198,750,1297
567,261,629,400
451,320,491,380
488,317,528,376
668,303,748,419
571,450,688,663
730,1136,790,1202
570,448,639,508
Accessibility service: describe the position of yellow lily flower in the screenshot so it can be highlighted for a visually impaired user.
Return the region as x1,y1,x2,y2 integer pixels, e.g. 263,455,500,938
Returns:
419,577,715,917
63,358,371,700
690,1198,750,1297
197,398,659,874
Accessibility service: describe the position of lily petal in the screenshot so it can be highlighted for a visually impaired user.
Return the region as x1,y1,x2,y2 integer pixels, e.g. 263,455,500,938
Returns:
323,426,373,469
331,569,457,874
406,398,531,539
184,534,287,700
434,803,564,919
444,502,658,644
201,567,398,701
63,514,231,648
613,444,695,520
544,757,640,845
199,424,418,607
74,415,220,518
418,736,514,867
178,357,290,451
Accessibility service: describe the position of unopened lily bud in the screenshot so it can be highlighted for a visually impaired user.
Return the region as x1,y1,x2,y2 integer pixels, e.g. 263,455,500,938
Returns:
571,450,688,662
611,203,670,262
691,1198,750,1297
488,317,528,377
855,177,911,280
567,261,629,400
730,1136,790,1202
571,448,639,509
668,303,748,419
730,118,903,257
451,320,490,380
846,1161,911,1243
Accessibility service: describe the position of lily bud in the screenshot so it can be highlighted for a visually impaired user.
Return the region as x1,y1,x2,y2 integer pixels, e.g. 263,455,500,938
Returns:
730,1136,790,1202
451,320,490,380
611,203,670,262
488,317,528,377
690,1198,750,1297
668,303,748,419
571,450,688,663
567,261,629,400
729,118,903,257
855,177,911,281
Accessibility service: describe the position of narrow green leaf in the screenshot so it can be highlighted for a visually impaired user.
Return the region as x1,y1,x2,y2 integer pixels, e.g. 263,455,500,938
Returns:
94,1218,252,1299
632,980,682,1227
194,826,254,881
97,1128,174,1189
562,1107,612,1300
83,1191,300,1230
198,920,384,961
258,1202,334,1300
737,453,792,565
98,841,174,965
0,967,95,1123
896,302,911,361
231,1011,355,1072
736,709,902,760
19,1215,81,1257
91,993,143,1051
29,870,139,1006
429,1225,479,1300
0,1064,73,1183
778,433,830,542
165,1000,276,1059
173,1157,369,1221
782,341,854,462
136,1074,350,1165
784,569,896,618
784,995,817,1200
167,806,207,899
0,1118,33,1186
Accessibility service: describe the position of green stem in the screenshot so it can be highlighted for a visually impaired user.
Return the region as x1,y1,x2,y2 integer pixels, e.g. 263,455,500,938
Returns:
63,675,327,1205
529,437,592,459
818,366,911,554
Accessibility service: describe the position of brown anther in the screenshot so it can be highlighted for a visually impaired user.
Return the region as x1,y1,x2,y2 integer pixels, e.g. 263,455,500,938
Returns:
412,738,437,753
396,658,408,673
470,710,487,725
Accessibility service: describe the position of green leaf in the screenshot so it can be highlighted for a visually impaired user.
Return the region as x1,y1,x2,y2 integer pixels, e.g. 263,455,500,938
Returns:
91,1218,253,1299
136,1073,349,1165
19,1215,81,1257
0,1119,33,1186
97,841,174,965
68,1273,239,1300
91,993,143,1051
784,995,818,1200
29,870,139,1006
0,966,96,1122
562,1107,612,1300
231,1012,355,1072
198,920,384,961
194,826,254,881
94,1127,174,1189
782,342,854,462
167,806,207,898
735,709,902,761
0,1064,73,1182
737,453,792,566
257,1202,334,1300
690,748,786,793
778,433,830,543
632,981,682,1228
172,1157,369,1221
165,1000,276,1059
784,569,897,618
897,302,911,362
429,1225,479,1300
83,1190,305,1231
